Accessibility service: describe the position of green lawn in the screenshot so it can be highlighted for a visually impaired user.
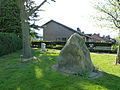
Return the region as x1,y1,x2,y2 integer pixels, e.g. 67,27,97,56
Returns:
0,50,120,90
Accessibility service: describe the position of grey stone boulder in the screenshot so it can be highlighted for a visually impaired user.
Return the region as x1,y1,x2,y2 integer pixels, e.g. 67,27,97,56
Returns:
58,33,95,74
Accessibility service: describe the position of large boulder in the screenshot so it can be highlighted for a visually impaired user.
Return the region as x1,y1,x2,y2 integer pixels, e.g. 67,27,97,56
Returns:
58,33,94,74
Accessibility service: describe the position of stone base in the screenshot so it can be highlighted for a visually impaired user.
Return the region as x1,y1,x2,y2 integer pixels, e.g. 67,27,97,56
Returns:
51,64,103,79
88,72,103,79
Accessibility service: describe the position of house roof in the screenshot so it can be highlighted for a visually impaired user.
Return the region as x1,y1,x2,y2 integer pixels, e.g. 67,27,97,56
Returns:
91,34,107,41
41,20,90,38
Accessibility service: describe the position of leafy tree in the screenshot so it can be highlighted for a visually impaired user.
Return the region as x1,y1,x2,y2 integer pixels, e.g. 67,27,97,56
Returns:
0,0,21,35
16,0,55,58
0,0,55,58
0,0,40,37
93,0,120,64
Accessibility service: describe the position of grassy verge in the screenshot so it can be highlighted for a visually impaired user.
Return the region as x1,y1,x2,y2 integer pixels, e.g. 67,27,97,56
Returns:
0,50,120,90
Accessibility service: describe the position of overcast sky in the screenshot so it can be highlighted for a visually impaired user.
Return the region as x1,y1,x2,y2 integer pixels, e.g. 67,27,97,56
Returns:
33,0,118,38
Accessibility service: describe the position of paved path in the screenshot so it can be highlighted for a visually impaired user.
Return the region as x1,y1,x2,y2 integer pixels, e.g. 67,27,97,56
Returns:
90,52,117,56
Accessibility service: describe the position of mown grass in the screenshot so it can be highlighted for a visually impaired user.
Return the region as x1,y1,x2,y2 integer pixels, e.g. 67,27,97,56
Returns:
0,50,120,90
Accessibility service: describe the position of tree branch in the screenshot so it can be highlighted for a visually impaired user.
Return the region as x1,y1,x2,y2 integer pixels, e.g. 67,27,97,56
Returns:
26,0,47,19
113,20,120,28
114,9,119,19
99,7,118,21
107,0,116,6
98,6,120,29
117,0,120,5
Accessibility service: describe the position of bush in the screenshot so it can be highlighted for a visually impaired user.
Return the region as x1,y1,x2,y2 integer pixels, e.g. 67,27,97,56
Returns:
111,44,118,52
46,45,64,50
32,41,116,53
0,33,22,56
85,42,114,47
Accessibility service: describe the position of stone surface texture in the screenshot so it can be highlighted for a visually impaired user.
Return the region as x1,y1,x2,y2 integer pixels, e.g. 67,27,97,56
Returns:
58,33,94,74
41,43,47,51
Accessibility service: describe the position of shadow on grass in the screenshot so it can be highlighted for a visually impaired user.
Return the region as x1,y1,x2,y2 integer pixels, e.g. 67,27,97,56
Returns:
0,50,120,90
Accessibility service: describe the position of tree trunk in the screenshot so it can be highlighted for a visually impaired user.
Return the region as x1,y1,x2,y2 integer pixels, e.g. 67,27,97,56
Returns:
21,21,32,58
20,0,32,58
17,0,50,59
116,30,120,64
116,44,120,64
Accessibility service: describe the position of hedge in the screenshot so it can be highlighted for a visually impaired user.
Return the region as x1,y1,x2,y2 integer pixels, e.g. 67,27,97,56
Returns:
31,41,115,48
0,33,22,56
31,41,116,53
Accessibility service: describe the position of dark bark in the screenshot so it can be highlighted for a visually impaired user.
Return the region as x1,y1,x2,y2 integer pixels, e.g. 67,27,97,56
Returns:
116,30,120,64
21,21,32,58
116,44,120,64
18,0,55,58
19,0,32,58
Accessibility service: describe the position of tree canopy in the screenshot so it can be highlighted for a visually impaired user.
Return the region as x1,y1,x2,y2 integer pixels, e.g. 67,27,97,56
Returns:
0,0,55,58
94,0,120,30
93,0,120,64
17,0,55,58
0,0,21,34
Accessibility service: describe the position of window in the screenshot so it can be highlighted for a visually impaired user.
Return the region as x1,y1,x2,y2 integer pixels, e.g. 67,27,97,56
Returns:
62,37,66,41
56,38,60,41
58,38,60,40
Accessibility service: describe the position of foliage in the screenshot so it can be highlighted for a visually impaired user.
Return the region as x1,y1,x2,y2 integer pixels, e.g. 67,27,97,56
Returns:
0,0,21,35
0,33,22,56
16,0,55,58
32,41,114,47
111,44,118,52
46,45,64,50
93,0,120,30
115,36,120,44
32,41,116,53
0,50,120,89
93,0,120,63
0,0,41,38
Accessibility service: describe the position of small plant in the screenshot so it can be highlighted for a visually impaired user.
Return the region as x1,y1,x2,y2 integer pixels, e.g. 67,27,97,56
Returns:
74,70,89,78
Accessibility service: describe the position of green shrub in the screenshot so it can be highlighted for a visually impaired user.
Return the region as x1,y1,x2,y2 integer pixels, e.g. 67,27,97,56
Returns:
46,45,64,50
85,42,114,47
0,33,22,56
32,41,116,53
111,44,118,52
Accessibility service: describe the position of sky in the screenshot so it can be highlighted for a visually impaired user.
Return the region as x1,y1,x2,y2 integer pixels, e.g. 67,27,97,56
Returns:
33,0,118,38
